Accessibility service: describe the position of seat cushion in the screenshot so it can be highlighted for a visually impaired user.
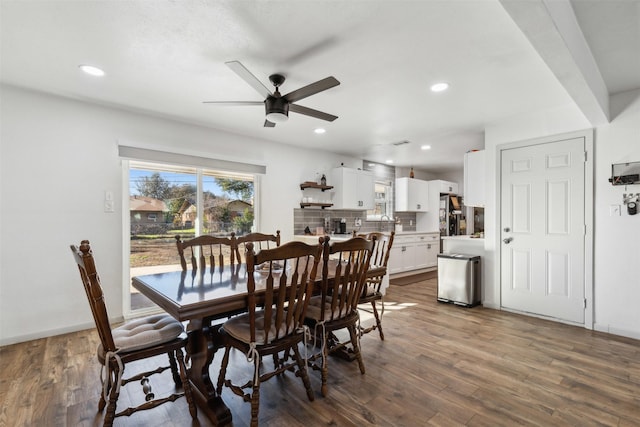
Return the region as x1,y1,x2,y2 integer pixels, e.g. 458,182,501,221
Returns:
98,314,184,358
305,296,350,321
222,311,293,345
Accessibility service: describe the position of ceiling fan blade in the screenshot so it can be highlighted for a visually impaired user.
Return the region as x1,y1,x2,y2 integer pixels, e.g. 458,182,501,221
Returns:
225,61,272,98
202,101,264,106
283,76,340,103
289,104,338,122
264,120,276,128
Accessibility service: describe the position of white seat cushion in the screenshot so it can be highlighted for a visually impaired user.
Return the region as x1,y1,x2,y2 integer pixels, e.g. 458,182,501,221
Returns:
98,314,184,358
223,311,293,345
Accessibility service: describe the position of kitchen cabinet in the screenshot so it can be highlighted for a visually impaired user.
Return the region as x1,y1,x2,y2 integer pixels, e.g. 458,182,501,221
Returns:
432,179,458,194
330,167,374,210
464,150,485,207
388,232,439,275
395,177,429,212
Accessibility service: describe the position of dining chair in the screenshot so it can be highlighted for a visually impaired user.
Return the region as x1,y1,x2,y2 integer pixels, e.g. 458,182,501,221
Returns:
175,234,236,271
70,240,197,427
215,238,323,426
355,231,395,340
233,230,281,264
305,235,374,397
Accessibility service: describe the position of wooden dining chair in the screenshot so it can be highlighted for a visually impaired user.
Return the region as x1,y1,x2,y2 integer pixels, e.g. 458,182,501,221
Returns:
355,231,395,340
70,240,196,427
233,230,281,264
305,235,374,397
215,238,323,426
175,234,236,271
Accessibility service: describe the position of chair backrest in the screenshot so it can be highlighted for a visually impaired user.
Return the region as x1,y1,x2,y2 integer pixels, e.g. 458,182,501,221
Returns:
245,237,323,344
320,236,374,322
175,235,235,272
361,231,394,268
234,230,281,265
70,240,116,354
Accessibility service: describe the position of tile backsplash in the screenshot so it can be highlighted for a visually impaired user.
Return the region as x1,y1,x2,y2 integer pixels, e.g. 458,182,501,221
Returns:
293,208,416,236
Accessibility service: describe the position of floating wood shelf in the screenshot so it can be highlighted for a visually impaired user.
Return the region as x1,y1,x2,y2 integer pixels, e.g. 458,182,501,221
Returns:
300,182,333,191
300,203,333,209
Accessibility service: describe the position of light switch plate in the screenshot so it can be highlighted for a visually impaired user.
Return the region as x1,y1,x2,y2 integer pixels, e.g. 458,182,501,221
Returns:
609,204,621,216
104,200,115,213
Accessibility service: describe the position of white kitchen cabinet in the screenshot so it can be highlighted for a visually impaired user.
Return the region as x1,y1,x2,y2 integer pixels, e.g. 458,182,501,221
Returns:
395,177,429,212
388,232,439,274
330,167,374,210
464,150,485,207
432,179,458,194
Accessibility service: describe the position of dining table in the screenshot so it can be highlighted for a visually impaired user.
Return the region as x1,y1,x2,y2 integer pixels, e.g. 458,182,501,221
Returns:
131,260,340,426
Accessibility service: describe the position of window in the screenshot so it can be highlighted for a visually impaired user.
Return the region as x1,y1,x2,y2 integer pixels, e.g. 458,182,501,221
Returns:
369,180,393,219
363,161,395,220
127,160,256,313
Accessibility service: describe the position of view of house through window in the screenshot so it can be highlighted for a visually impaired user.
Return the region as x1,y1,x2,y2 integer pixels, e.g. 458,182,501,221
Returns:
128,160,255,311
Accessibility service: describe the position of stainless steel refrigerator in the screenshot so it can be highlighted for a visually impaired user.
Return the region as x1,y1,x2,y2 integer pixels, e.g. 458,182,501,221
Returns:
439,194,464,236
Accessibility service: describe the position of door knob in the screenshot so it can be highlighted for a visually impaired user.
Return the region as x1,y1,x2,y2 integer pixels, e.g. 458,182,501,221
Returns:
503,237,513,244
504,227,510,232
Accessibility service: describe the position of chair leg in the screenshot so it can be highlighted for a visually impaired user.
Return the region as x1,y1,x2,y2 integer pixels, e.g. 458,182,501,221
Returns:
320,331,329,398
104,367,120,427
347,324,366,375
249,356,261,427
168,351,182,386
371,300,385,340
291,345,314,402
216,346,231,394
176,349,197,419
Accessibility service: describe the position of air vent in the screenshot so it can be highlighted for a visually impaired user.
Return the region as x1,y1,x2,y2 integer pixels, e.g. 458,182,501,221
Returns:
392,140,411,146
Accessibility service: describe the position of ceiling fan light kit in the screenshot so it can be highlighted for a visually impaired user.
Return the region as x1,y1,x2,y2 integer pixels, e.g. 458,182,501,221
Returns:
265,94,289,123
205,61,340,127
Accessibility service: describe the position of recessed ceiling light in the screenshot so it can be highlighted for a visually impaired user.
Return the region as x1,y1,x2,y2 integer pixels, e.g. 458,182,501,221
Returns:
430,82,449,92
79,64,105,77
314,128,326,134
421,145,431,150
385,159,394,164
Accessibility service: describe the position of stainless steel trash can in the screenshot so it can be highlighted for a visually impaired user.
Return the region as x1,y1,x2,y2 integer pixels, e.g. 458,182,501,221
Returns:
437,253,481,307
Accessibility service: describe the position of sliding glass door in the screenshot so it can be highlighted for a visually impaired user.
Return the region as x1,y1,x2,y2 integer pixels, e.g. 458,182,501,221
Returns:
127,160,255,313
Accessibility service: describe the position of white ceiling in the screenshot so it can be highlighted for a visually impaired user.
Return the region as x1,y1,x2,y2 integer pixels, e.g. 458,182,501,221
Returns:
1,0,638,173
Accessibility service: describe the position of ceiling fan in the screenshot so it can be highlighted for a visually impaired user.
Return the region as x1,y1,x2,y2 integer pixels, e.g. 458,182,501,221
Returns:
204,61,340,127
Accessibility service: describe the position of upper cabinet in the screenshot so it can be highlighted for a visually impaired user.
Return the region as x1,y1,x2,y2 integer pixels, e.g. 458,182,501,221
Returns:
330,167,375,210
464,150,485,207
395,177,429,212
431,179,459,195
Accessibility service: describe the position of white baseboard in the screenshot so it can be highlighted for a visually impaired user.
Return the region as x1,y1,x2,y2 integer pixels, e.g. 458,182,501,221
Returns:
0,316,124,347
593,323,640,341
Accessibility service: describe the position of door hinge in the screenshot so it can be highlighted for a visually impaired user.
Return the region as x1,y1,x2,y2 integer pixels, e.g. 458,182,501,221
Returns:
584,298,587,309
584,151,588,162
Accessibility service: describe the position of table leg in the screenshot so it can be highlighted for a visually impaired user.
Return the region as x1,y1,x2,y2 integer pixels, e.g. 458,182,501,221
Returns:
186,319,232,426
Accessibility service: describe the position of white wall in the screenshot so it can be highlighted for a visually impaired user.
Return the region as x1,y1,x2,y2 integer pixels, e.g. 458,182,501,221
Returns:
591,89,640,338
0,85,360,345
484,93,640,340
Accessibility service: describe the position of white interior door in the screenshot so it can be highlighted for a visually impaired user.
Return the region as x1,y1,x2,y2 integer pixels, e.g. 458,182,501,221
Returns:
500,137,585,324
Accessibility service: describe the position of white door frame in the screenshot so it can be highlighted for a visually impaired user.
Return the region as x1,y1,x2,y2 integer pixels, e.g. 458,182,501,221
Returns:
496,129,594,329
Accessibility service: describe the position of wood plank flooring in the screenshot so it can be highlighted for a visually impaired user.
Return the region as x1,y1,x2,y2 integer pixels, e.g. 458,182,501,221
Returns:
2,277,639,426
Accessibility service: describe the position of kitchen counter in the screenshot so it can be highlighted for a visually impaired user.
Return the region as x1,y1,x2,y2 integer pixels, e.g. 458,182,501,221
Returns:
442,235,485,257
441,235,484,242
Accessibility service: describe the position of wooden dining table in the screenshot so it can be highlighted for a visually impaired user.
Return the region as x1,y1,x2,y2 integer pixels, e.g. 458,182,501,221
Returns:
131,261,338,426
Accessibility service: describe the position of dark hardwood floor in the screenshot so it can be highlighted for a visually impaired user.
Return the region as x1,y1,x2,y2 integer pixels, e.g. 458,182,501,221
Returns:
1,276,639,426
